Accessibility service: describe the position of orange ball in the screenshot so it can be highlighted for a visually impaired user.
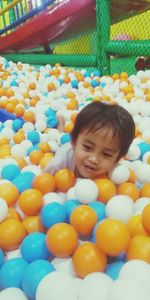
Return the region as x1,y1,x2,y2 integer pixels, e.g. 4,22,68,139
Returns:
142,203,150,234
29,150,44,165
72,242,107,278
117,182,140,201
54,168,76,192
127,235,150,263
15,157,27,169
23,111,35,123
128,214,148,237
0,182,19,206
67,99,78,110
0,219,26,251
40,154,54,169
6,207,21,221
5,102,15,113
70,205,98,236
0,137,9,146
64,121,74,133
96,218,131,256
32,173,56,194
140,183,150,197
18,188,43,216
28,82,36,90
38,142,51,153
22,216,45,234
95,178,117,203
46,223,78,257
14,105,25,117
13,132,25,144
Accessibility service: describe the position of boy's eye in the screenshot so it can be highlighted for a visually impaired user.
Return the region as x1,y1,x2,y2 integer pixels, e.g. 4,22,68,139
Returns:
83,144,91,151
103,152,113,158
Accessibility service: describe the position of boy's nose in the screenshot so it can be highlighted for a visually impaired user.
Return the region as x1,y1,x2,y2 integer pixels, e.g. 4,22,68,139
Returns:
89,154,100,165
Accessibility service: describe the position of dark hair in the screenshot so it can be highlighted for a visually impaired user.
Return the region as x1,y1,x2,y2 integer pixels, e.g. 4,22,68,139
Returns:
71,101,135,159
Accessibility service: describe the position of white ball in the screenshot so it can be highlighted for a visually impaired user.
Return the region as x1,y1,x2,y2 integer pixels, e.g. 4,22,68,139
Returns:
0,158,18,167
1,128,14,139
36,271,78,300
107,278,150,300
43,192,63,205
106,195,135,223
51,257,75,277
11,144,26,158
0,288,28,300
134,197,150,213
0,197,8,222
47,129,60,141
23,122,34,133
78,272,113,300
35,120,47,132
134,163,150,183
20,140,33,152
126,143,141,160
119,260,150,292
5,248,21,260
21,165,41,175
108,164,130,184
74,179,98,204
66,187,76,200
48,140,59,153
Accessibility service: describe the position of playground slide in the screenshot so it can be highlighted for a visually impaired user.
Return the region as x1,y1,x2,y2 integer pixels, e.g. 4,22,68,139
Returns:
0,0,150,53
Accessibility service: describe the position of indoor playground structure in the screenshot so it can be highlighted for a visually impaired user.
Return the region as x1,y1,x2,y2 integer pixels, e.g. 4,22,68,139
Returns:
0,1,150,300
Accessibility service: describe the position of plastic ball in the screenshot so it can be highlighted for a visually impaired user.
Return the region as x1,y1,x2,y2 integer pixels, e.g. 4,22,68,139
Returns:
117,182,140,201
127,214,148,237
0,219,26,251
0,182,19,206
95,178,117,203
63,199,81,222
36,271,77,300
12,119,24,132
70,205,98,236
12,173,34,193
106,261,124,280
11,144,26,158
135,163,150,183
142,203,150,234
60,133,71,144
135,197,150,213
105,195,134,223
51,257,75,276
89,201,106,221
40,202,67,229
126,143,141,160
1,164,20,181
29,149,44,165
107,278,150,300
18,188,43,216
140,183,150,197
108,164,130,184
22,259,55,300
78,272,113,300
43,192,63,205
32,173,56,194
21,232,50,262
96,219,131,256
46,223,78,257
0,248,5,267
0,198,8,222
0,288,28,300
0,258,28,289
74,179,98,204
72,242,107,278
27,130,40,144
22,216,45,234
127,235,150,263
54,169,76,192
119,260,150,292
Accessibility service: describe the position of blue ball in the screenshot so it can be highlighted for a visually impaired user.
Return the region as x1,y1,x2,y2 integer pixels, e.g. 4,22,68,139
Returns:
27,144,39,155
1,164,20,181
22,259,55,299
10,80,18,87
138,142,150,157
21,232,50,263
40,202,67,229
12,173,33,192
89,201,106,221
27,130,40,144
45,108,56,118
93,70,101,76
12,119,24,131
0,249,5,268
71,80,78,88
83,71,91,78
91,80,99,87
0,258,28,289
63,199,81,222
60,133,71,144
47,116,58,128
100,82,106,88
105,261,124,280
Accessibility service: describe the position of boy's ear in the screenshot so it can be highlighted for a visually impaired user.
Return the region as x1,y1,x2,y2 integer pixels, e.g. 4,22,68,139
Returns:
71,139,76,149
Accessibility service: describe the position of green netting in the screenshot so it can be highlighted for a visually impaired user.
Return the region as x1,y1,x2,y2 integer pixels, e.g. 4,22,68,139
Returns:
1,0,150,75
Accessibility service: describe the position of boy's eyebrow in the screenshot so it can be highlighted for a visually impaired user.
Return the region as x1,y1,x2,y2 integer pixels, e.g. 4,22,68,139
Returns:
83,138,95,145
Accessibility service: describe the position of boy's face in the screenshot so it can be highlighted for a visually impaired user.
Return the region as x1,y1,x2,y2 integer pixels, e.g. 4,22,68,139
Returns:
72,127,120,179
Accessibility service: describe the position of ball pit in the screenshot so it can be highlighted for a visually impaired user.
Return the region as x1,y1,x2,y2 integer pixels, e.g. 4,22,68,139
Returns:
0,56,150,299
